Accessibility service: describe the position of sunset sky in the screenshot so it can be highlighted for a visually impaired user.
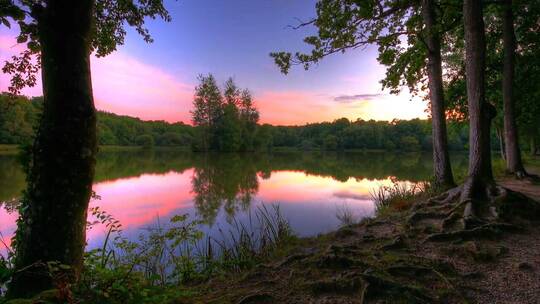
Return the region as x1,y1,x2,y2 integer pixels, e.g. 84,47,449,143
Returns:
0,0,428,125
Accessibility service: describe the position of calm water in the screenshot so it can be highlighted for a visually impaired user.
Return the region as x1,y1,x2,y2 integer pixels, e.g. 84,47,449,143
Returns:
0,150,470,249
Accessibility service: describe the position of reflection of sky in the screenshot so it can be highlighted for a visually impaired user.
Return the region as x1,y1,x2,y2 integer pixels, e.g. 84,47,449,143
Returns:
0,169,406,252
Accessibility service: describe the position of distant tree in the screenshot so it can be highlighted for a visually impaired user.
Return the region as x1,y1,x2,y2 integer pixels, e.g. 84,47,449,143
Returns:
223,77,241,107
215,104,242,152
253,124,273,151
191,76,259,152
192,74,224,150
1,0,171,297
239,89,259,151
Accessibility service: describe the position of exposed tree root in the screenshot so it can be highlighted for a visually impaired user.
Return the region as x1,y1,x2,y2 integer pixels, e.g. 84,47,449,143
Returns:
425,223,523,242
408,180,540,242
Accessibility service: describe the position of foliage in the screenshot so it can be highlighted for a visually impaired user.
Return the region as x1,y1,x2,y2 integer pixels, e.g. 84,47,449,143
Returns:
191,75,261,152
371,181,436,216
270,117,475,152
0,94,193,147
0,95,507,153
135,135,154,149
71,205,291,303
441,0,540,153
0,0,171,95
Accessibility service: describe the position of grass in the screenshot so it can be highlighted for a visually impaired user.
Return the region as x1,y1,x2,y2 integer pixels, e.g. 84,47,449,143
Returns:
0,204,295,303
335,203,361,227
9,204,294,303
370,181,435,216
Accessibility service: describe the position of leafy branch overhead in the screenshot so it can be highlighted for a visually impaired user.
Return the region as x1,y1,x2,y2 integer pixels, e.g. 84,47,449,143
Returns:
0,0,171,94
270,0,462,96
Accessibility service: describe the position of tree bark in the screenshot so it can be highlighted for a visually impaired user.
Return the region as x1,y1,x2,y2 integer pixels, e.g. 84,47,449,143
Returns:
421,0,456,189
462,0,495,200
496,126,506,160
8,0,97,298
502,0,527,177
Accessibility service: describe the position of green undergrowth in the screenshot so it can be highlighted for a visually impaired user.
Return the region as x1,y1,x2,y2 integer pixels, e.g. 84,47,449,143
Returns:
0,205,297,304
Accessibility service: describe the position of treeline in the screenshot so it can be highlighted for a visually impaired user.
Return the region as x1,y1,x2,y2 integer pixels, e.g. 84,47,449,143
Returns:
0,92,522,153
268,118,475,152
0,94,193,147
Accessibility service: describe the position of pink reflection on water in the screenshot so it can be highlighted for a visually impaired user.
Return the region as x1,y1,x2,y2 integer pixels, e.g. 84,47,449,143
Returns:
1,169,407,251
87,170,194,246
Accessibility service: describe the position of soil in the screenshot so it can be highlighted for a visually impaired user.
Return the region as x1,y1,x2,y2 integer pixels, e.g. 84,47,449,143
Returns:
181,168,540,304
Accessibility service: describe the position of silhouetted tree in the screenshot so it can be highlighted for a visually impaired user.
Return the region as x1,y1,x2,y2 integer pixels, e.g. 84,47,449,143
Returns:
1,0,171,297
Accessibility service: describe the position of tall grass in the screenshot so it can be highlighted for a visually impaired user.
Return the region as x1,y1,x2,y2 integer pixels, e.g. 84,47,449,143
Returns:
371,181,433,216
335,203,359,227
83,204,294,288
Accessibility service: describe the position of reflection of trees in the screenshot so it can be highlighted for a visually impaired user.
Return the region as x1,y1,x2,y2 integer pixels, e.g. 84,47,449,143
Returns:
0,155,25,203
189,151,471,225
191,154,260,225
94,150,194,182
1,149,471,222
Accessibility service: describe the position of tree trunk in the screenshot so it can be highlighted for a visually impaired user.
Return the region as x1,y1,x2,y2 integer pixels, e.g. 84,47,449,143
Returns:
462,0,495,200
496,126,506,160
8,0,97,298
421,0,456,189
502,0,527,177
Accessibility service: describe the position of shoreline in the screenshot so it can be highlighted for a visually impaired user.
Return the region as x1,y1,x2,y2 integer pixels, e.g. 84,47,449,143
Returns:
176,170,540,303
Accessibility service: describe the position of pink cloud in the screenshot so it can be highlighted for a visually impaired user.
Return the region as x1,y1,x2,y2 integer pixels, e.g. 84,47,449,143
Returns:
0,34,194,123
91,53,194,123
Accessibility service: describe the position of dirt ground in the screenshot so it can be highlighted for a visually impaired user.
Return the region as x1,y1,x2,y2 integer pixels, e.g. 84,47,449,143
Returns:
183,167,540,304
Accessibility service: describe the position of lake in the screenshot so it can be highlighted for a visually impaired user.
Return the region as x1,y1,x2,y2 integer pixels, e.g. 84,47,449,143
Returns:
0,150,471,250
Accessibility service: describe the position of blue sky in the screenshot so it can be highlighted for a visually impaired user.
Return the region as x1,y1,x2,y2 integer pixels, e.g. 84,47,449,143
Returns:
0,0,427,125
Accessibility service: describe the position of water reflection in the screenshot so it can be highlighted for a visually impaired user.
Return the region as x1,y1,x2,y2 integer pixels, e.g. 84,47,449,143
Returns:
0,151,470,248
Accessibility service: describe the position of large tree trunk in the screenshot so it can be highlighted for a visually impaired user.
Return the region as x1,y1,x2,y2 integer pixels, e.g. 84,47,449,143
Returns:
421,0,455,189
8,0,97,298
462,0,496,201
502,0,527,178
496,126,506,160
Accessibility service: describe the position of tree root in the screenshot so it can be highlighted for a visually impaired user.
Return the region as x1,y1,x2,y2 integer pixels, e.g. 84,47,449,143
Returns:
408,180,540,240
425,223,523,242
360,270,434,303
